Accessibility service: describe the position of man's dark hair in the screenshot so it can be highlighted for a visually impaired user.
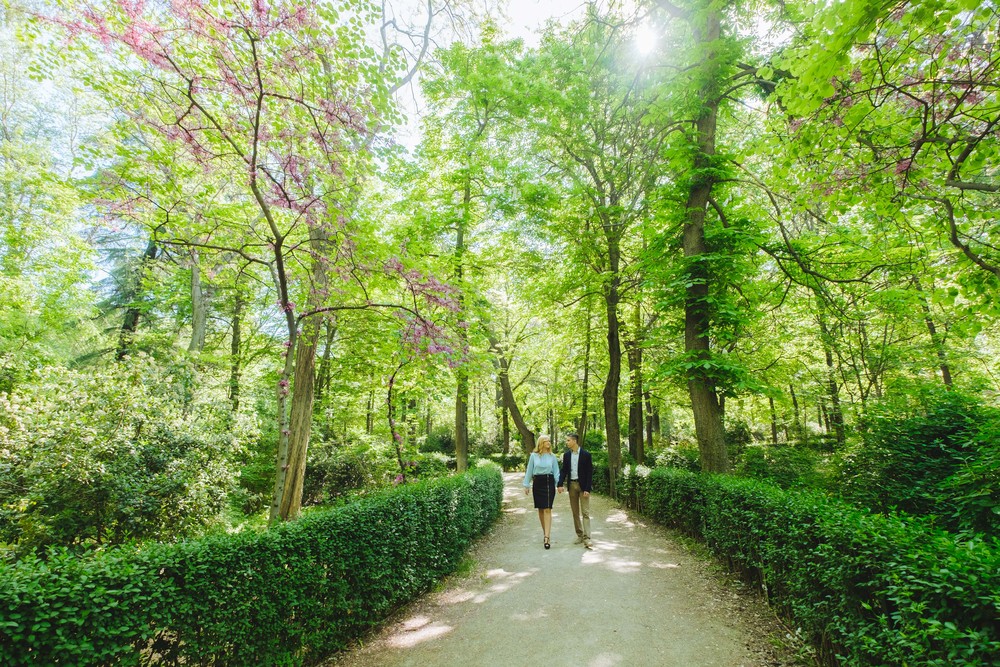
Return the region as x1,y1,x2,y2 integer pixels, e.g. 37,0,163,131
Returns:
567,433,579,443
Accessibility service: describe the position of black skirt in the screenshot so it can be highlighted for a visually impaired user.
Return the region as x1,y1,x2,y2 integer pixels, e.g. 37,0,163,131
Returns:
532,474,556,509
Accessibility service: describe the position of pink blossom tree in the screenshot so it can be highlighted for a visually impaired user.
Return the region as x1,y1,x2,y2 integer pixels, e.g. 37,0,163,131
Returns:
48,0,448,521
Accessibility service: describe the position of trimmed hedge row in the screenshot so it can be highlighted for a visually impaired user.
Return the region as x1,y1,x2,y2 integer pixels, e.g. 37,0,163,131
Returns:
602,463,1000,666
0,466,504,666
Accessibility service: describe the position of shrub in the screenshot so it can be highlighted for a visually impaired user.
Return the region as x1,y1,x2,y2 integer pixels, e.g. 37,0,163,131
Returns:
422,425,455,454
583,430,605,452
302,444,377,505
489,451,527,472
724,419,752,459
736,445,823,490
841,390,1000,534
0,358,254,551
654,442,701,472
412,452,454,478
0,466,503,666
622,468,1000,666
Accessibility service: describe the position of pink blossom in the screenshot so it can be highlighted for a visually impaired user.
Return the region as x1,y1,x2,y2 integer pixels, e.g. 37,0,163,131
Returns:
895,158,912,175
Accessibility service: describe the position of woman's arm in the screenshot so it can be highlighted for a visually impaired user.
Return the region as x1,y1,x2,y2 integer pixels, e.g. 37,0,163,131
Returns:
523,453,535,488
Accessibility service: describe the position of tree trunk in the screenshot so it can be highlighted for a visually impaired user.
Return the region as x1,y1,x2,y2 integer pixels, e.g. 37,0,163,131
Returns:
789,383,802,444
274,226,330,522
454,177,471,473
387,365,407,479
407,397,418,444
502,404,511,455
366,379,376,434
116,238,158,360
228,286,243,412
626,303,644,464
817,311,846,449
683,6,728,473
187,248,207,353
278,313,322,520
315,320,336,402
769,394,779,445
495,370,511,455
602,232,623,495
269,328,296,524
489,334,536,454
579,298,592,437
644,390,654,449
913,278,953,388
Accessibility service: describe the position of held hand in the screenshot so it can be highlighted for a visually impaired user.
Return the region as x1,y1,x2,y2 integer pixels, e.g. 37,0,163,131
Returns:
557,487,564,494
582,491,590,498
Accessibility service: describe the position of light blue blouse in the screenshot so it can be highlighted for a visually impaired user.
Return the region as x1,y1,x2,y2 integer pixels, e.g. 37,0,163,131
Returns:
523,452,560,488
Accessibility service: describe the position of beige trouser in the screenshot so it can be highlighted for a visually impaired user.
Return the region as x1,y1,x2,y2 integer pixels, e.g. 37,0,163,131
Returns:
568,481,591,540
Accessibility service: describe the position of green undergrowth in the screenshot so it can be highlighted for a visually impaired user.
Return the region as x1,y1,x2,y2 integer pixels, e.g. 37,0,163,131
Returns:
597,463,1000,667
0,466,503,666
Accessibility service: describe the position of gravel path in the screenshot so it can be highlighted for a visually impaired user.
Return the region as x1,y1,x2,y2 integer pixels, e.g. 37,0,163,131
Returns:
327,472,799,667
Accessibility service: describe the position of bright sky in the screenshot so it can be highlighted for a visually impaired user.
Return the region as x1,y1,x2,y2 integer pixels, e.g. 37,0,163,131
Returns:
393,0,614,148
498,0,590,45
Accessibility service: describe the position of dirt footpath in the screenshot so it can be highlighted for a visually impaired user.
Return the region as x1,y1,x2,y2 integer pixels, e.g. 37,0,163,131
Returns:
327,473,804,667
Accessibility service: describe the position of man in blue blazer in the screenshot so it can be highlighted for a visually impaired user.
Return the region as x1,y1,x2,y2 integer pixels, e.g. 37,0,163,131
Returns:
557,433,594,549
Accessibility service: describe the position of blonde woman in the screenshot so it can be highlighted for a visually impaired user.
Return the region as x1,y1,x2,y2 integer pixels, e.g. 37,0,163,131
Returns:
523,435,560,549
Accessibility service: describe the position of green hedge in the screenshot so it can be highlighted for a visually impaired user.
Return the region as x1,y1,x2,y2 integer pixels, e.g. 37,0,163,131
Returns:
488,452,527,472
0,466,503,666
600,463,1000,666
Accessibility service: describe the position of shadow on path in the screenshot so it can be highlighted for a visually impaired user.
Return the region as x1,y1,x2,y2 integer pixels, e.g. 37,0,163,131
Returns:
328,473,767,667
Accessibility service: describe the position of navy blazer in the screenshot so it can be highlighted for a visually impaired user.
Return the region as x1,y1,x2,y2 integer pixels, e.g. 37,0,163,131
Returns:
558,448,593,493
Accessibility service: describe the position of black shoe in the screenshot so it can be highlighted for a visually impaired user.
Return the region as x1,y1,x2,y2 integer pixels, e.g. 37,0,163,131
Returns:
544,537,551,549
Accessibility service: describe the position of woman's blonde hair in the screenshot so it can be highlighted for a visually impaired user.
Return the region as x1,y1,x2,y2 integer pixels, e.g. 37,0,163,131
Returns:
533,435,552,454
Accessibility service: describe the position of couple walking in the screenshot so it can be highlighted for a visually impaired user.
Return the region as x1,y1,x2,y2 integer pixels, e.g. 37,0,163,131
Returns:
522,433,594,550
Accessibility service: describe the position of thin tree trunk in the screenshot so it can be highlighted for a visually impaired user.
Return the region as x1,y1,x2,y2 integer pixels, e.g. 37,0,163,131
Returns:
315,320,336,402
913,278,953,388
626,303,644,464
228,286,243,412
116,238,158,360
488,333,536,454
454,177,471,472
579,298,592,437
494,360,510,454
818,311,846,449
387,364,407,479
366,386,375,435
603,233,623,495
502,404,511,455
187,248,207,353
275,224,331,521
683,6,728,473
790,383,802,444
407,397,418,444
769,395,779,445
644,390,654,448
278,313,322,520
